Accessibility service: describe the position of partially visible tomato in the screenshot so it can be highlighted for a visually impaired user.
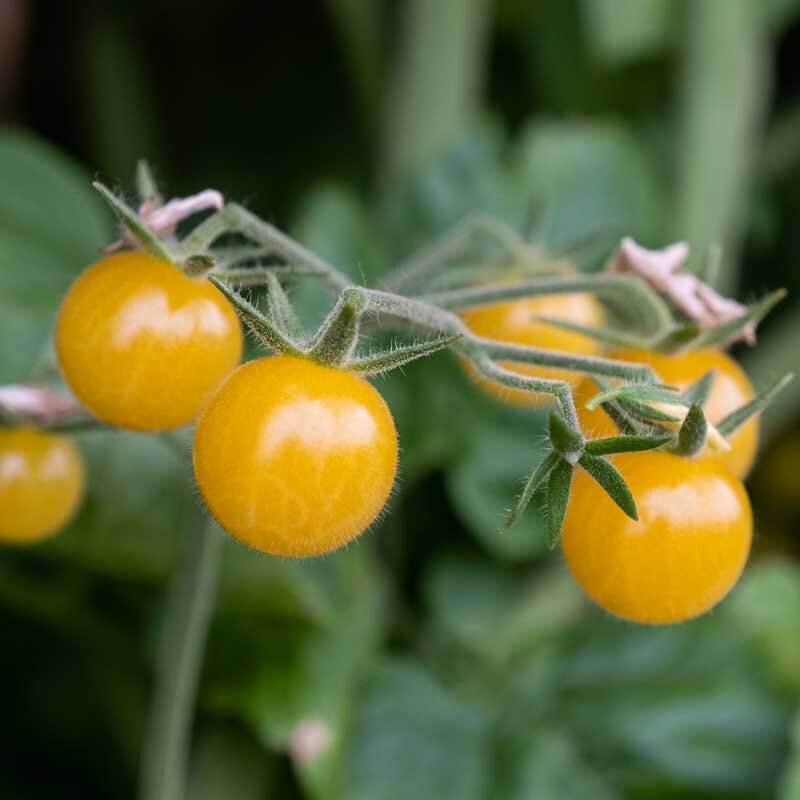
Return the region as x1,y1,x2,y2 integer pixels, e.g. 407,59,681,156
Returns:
0,428,85,544
56,251,242,432
561,450,752,624
193,355,398,557
459,292,604,406
575,347,759,477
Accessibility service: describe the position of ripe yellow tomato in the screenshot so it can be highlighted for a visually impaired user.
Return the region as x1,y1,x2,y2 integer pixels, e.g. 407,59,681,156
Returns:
574,347,758,477
562,451,752,624
56,252,242,432
459,293,603,406
0,428,85,544
193,355,398,557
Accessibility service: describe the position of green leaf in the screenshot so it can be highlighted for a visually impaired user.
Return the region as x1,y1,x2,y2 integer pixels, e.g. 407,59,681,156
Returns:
0,131,111,382
674,402,708,457
681,369,716,405
493,729,619,800
135,159,163,206
584,433,671,456
580,0,673,65
692,289,787,349
725,558,800,694
445,416,552,561
586,383,685,409
501,449,560,538
546,459,573,550
578,454,638,520
717,372,794,436
264,272,305,342
92,180,173,262
344,660,490,800
208,275,303,355
348,333,462,376
188,727,275,800
514,120,665,249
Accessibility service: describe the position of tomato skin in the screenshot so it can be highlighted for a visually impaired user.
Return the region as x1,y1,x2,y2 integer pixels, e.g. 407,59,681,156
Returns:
193,355,398,558
574,347,758,477
562,451,752,624
56,252,242,432
0,428,84,544
459,293,603,406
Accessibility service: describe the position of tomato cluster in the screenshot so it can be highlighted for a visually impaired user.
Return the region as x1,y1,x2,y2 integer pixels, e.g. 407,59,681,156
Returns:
458,291,759,624
3,240,764,627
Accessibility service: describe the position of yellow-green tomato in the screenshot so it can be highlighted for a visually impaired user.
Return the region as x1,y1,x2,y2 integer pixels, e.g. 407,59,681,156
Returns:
193,355,398,557
0,428,85,544
561,451,752,625
56,251,242,432
458,293,604,406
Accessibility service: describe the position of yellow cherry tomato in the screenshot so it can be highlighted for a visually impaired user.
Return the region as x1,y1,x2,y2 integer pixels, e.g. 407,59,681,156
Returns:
56,251,242,432
562,451,752,624
0,428,85,544
574,347,758,477
459,293,603,406
193,355,398,557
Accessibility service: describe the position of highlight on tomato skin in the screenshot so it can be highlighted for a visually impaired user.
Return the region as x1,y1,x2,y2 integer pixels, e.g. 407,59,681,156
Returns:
55,251,243,433
458,291,604,406
0,428,85,544
561,450,752,625
193,355,398,558
574,347,759,477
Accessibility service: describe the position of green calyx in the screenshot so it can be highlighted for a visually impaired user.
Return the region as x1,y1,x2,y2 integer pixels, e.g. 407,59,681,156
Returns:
501,410,669,545
209,276,460,375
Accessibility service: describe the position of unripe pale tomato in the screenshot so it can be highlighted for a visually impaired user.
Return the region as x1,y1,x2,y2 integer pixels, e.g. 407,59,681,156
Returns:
0,428,85,544
562,451,752,624
574,347,758,477
56,252,242,432
193,355,398,557
458,293,603,406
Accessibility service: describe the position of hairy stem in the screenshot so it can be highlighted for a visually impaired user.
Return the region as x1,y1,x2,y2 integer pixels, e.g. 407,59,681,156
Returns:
139,519,223,800
222,204,352,291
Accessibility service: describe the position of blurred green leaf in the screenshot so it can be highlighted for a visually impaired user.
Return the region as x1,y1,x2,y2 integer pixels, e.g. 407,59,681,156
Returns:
580,0,673,65
780,708,800,800
0,128,111,382
446,419,550,561
345,660,490,800
726,558,800,694
205,547,384,800
514,120,664,249
493,728,619,800
188,727,275,800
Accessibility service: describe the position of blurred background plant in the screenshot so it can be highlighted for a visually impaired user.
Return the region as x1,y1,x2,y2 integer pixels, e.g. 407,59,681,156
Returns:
2,1,800,798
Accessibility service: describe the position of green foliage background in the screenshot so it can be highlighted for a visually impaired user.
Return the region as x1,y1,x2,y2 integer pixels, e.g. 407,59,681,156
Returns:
2,1,800,798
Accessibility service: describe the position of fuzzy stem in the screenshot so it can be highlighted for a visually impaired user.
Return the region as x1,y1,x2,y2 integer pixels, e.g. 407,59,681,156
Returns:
382,214,530,292
139,520,223,800
222,204,352,291
420,273,674,334
354,287,655,383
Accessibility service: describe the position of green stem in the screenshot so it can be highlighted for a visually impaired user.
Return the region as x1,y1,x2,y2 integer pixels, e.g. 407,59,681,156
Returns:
420,273,674,333
354,287,655,382
382,214,530,292
139,520,223,800
222,204,352,291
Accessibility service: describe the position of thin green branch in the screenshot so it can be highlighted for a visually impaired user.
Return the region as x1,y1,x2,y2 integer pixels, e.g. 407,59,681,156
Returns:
420,272,674,334
139,520,223,800
382,214,529,292
222,203,352,291
717,372,795,436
